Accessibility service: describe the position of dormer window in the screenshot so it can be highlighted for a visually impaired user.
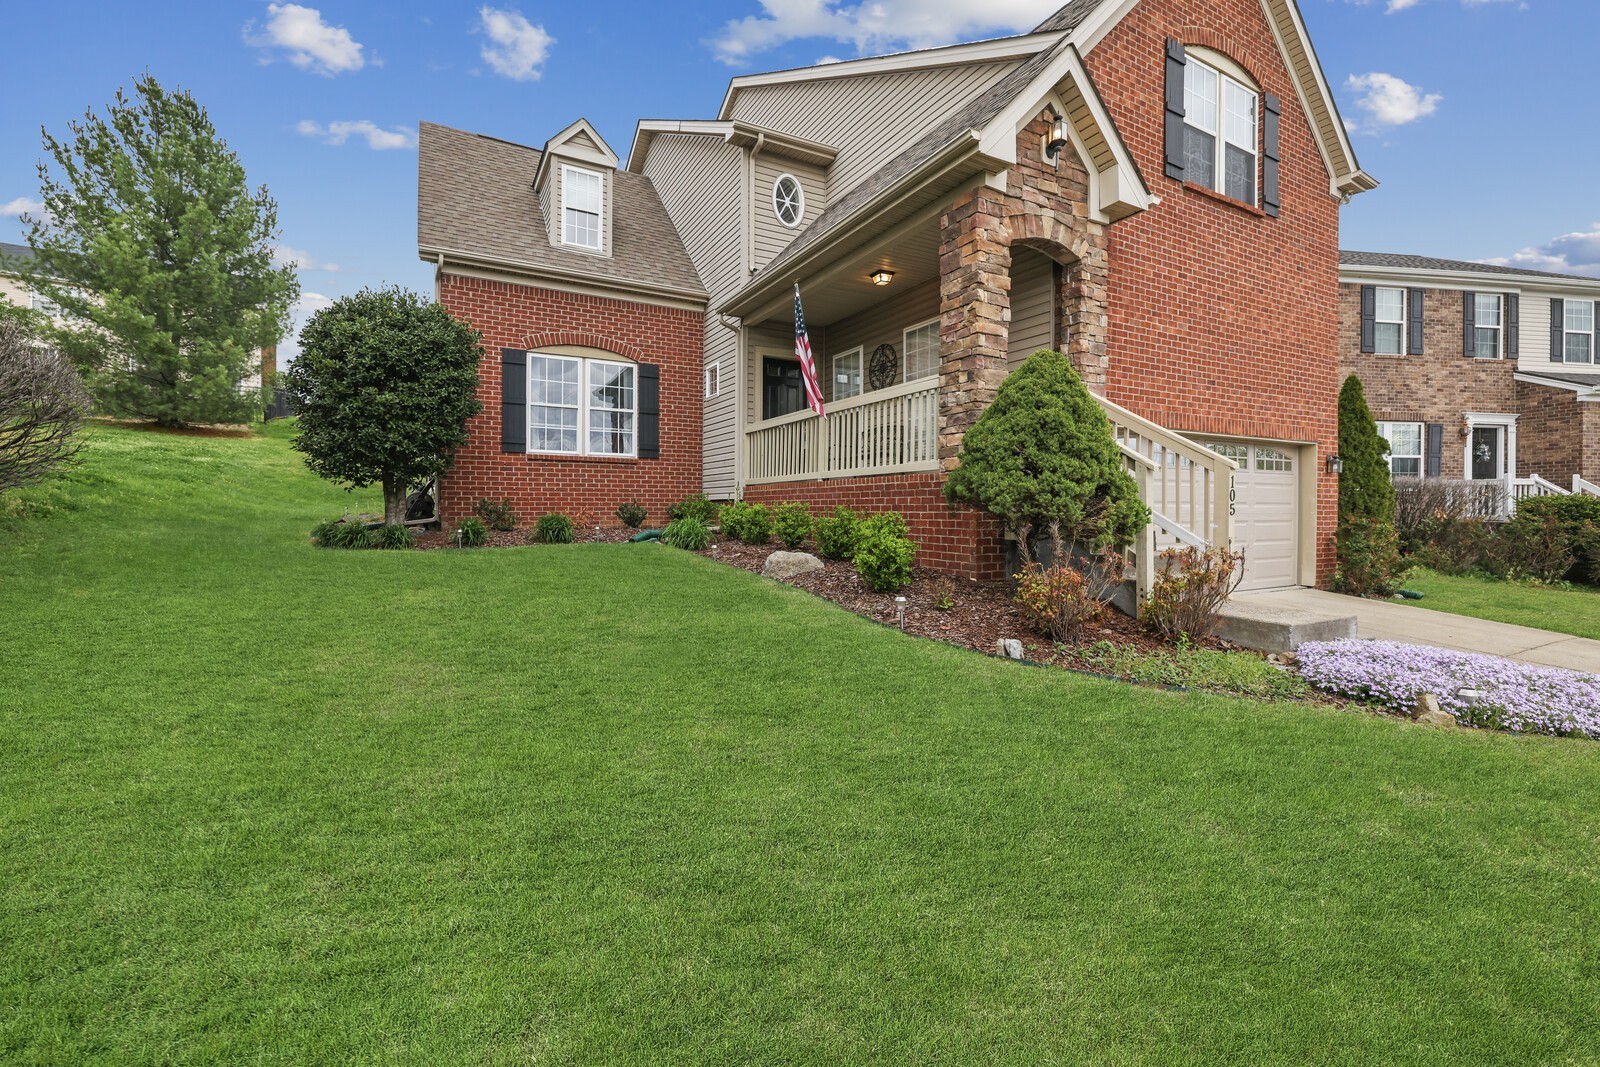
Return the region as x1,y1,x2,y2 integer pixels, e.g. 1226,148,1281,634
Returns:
561,165,603,250
1183,55,1257,205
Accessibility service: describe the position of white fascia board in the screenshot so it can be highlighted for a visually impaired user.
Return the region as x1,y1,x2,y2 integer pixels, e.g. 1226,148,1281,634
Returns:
535,118,620,189
626,120,734,172
1514,372,1600,399
717,32,1058,120
1340,265,1600,297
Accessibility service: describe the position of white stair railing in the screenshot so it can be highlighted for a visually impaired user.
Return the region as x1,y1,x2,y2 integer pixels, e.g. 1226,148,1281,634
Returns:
1576,474,1600,497
1096,393,1237,556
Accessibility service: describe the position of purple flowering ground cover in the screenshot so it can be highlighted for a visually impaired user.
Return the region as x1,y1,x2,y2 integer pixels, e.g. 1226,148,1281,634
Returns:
1298,639,1600,738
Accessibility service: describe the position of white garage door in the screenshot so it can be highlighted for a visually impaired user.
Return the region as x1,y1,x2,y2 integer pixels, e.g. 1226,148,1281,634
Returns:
1203,441,1301,592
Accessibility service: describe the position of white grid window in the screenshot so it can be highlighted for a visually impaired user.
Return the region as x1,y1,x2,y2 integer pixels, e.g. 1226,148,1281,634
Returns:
833,347,863,400
1378,422,1423,478
1184,57,1257,204
1205,441,1250,465
587,361,635,456
1254,446,1294,472
704,362,721,400
904,319,940,382
773,174,804,228
1566,301,1594,364
1374,288,1406,355
1474,294,1502,359
562,165,603,250
529,355,581,454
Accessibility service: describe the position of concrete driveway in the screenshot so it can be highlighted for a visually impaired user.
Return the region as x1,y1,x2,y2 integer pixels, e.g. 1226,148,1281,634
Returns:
1236,588,1600,673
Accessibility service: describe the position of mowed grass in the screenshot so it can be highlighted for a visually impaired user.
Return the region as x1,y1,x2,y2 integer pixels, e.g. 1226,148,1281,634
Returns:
1403,567,1600,641
2,425,1599,1065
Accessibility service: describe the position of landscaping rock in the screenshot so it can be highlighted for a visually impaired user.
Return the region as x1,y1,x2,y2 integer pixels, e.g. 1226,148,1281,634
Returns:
1413,693,1455,727
997,639,1024,661
762,551,824,580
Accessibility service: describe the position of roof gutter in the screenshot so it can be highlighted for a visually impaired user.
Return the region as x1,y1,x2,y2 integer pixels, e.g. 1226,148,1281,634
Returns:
421,247,710,306
1339,264,1600,296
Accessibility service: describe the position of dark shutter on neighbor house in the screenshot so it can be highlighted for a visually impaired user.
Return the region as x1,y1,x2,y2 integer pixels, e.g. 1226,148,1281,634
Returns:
1408,288,1425,355
1359,286,1377,353
1506,293,1519,358
1462,291,1476,358
1164,39,1187,181
1425,423,1444,479
637,363,661,460
1262,93,1282,217
500,348,527,453
1551,298,1566,361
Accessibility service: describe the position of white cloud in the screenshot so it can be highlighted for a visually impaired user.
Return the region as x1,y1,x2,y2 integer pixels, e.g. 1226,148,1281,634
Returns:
272,244,340,272
0,197,44,218
477,6,554,81
1344,72,1441,131
246,3,367,76
279,291,338,365
709,0,1061,66
296,120,416,150
1480,224,1600,278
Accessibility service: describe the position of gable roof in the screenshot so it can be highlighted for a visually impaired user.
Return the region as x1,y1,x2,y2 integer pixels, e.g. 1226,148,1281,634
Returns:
0,242,37,272
532,118,621,193
1341,250,1600,286
1034,0,1106,33
418,122,706,304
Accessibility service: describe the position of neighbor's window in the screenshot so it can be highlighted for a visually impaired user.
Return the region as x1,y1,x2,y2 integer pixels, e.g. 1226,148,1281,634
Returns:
30,290,61,318
1474,294,1503,359
1565,300,1594,364
561,165,603,250
833,347,863,400
1183,56,1257,204
1374,288,1406,355
903,319,940,382
773,174,805,228
1378,421,1423,478
528,354,635,456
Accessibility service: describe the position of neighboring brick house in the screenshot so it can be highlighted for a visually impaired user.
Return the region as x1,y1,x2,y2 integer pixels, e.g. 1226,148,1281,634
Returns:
418,0,1377,594
1338,252,1600,503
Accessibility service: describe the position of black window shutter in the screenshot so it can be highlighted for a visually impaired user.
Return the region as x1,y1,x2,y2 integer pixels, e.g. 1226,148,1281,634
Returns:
637,363,661,460
1164,39,1187,181
1425,423,1443,478
1551,298,1565,361
1506,294,1519,358
1462,291,1476,358
500,348,527,453
1359,286,1376,354
1408,288,1425,355
1262,93,1282,217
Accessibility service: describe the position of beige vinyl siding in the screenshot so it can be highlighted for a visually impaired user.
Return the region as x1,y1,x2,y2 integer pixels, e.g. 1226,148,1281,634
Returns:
641,133,746,497
822,278,940,399
1518,291,1551,369
0,273,30,310
752,156,824,273
538,168,557,247
727,61,1017,205
1007,248,1055,363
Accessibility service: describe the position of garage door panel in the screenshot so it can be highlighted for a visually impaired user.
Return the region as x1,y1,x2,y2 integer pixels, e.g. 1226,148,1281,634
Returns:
1202,440,1301,593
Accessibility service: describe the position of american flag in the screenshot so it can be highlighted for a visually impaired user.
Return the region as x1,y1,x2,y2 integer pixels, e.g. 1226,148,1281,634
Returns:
794,284,826,417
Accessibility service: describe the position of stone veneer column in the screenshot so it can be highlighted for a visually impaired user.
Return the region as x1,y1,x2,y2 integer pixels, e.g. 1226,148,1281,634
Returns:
1061,253,1110,393
938,185,1012,468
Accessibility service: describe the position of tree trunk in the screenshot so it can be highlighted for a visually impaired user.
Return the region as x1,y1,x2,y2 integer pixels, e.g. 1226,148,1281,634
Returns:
383,473,406,527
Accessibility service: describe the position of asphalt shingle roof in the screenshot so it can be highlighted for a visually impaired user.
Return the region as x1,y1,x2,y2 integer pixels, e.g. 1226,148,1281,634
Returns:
1340,250,1600,285
418,122,706,299
1034,0,1109,33
1518,369,1600,388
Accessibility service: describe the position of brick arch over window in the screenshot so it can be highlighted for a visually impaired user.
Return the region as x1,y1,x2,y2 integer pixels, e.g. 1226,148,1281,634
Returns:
517,331,648,364
1173,27,1265,86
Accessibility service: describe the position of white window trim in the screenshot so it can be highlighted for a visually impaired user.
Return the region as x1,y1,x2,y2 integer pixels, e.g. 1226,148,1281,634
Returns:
1564,301,1595,365
704,362,721,400
527,353,637,458
1374,287,1407,356
560,164,604,252
772,173,805,229
1462,412,1518,483
1183,54,1259,206
1377,421,1423,478
832,346,864,400
1473,293,1503,360
903,316,941,384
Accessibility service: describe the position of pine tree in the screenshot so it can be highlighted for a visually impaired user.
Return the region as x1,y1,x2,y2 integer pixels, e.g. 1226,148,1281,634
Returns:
19,74,298,427
943,350,1149,555
1337,374,1395,525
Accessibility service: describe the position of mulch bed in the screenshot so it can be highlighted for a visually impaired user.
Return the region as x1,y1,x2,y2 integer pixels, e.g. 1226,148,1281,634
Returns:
415,525,637,550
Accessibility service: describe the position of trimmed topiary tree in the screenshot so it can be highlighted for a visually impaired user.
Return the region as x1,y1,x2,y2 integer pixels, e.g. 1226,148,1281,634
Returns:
943,350,1149,559
284,287,482,526
1337,375,1395,526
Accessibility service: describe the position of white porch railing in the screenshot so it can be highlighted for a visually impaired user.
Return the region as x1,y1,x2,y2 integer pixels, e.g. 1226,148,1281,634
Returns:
1575,474,1600,497
1095,394,1237,554
745,378,940,485
1510,475,1569,511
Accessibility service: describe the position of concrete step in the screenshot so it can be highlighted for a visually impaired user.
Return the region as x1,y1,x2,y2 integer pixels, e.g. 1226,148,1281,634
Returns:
1216,591,1357,654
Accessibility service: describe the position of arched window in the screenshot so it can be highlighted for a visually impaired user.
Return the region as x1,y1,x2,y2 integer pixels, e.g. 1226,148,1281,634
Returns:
1182,52,1258,205
773,174,805,228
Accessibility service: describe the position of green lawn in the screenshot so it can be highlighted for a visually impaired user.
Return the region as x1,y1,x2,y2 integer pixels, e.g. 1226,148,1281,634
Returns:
1403,568,1600,641
3,425,1599,1065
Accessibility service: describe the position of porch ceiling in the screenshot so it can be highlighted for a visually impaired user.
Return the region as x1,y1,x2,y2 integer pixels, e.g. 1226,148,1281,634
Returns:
752,221,941,330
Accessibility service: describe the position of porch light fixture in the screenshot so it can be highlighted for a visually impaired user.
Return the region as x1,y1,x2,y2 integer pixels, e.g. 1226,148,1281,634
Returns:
1325,454,1344,475
870,269,896,287
1044,107,1069,169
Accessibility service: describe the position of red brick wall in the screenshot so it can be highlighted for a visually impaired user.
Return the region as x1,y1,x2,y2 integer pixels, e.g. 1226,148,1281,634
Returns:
1517,380,1600,488
437,272,704,528
743,474,1006,580
1085,1,1344,583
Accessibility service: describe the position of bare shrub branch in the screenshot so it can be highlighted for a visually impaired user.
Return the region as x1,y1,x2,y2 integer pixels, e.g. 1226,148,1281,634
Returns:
0,318,90,492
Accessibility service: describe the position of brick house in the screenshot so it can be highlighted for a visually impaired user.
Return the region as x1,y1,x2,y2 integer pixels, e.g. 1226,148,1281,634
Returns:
418,0,1377,595
1338,251,1600,509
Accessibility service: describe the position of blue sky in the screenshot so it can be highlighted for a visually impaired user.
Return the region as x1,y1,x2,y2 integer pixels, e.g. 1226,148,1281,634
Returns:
3,0,1596,358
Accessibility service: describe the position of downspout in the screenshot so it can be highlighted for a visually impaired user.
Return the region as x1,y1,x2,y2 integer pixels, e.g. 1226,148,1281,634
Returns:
717,313,746,499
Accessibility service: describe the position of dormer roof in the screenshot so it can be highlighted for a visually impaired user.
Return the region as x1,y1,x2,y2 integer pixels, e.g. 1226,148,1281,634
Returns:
533,118,620,192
